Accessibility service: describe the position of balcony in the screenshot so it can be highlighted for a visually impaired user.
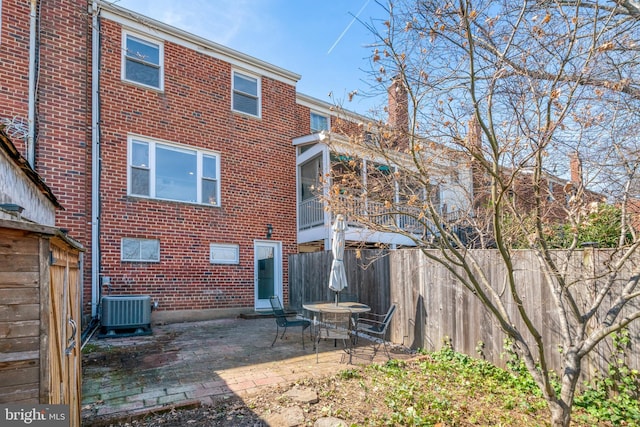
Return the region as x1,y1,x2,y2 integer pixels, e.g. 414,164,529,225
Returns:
294,131,471,248
298,195,447,244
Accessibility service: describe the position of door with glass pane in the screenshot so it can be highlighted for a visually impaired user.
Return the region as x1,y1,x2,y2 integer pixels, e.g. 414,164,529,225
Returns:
254,241,282,310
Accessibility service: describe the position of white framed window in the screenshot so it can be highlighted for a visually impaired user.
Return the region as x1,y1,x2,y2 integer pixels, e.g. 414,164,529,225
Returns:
210,243,240,264
310,112,329,133
121,238,160,262
232,70,261,117
122,31,163,90
128,136,221,206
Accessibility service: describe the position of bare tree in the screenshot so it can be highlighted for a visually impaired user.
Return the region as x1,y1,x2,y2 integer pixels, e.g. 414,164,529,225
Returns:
326,1,640,425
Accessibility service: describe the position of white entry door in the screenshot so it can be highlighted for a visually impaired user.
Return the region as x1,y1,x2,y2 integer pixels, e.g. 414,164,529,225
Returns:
254,240,282,310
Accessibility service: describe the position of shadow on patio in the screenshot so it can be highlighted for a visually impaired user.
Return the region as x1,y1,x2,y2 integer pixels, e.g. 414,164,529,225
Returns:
81,316,409,425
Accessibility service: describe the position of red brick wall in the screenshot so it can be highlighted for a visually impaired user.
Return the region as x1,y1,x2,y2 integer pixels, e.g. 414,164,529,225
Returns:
295,104,312,136
95,19,299,311
34,0,92,313
0,0,93,313
35,0,92,228
0,0,31,155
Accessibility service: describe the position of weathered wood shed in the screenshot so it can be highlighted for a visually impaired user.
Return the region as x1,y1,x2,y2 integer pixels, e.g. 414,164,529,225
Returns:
0,221,83,409
0,126,84,426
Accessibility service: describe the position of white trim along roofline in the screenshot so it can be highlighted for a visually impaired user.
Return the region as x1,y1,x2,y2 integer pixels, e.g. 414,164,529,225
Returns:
97,0,301,86
296,93,371,124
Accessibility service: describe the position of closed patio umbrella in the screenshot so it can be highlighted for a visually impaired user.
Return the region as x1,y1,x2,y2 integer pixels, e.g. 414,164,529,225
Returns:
328,214,348,305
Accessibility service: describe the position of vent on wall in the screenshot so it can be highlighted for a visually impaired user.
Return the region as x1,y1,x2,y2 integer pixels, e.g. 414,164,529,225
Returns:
100,295,152,337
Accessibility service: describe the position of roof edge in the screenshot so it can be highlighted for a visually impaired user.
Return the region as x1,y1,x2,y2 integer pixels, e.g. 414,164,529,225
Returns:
97,1,301,85
0,126,63,209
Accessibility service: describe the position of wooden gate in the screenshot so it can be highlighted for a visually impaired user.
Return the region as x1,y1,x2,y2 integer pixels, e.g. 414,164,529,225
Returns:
46,237,82,426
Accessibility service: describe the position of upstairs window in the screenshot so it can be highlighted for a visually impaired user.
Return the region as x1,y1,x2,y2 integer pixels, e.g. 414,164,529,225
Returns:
123,32,163,90
128,136,220,206
232,71,260,117
310,112,329,133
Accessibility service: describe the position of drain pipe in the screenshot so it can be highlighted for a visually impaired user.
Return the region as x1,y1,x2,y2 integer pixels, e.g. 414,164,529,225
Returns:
90,1,102,319
81,318,100,349
27,0,37,166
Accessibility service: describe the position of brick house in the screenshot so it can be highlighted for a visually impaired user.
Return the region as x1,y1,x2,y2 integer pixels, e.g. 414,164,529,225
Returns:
0,0,472,326
466,117,606,247
97,4,304,318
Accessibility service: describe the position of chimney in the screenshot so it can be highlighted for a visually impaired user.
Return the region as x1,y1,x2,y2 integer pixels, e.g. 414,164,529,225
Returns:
467,116,485,211
570,152,582,186
467,115,482,151
388,76,408,132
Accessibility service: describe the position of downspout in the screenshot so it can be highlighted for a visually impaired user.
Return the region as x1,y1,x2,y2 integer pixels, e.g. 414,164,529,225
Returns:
27,0,37,166
90,1,101,318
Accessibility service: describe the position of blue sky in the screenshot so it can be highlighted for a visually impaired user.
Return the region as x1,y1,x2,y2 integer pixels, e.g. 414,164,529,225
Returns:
112,0,388,115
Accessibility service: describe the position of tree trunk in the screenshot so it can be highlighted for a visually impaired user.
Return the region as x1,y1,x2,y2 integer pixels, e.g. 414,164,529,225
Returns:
549,400,572,427
548,351,581,427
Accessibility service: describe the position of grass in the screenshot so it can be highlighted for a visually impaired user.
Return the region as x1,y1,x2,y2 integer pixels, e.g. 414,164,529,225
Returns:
81,343,99,354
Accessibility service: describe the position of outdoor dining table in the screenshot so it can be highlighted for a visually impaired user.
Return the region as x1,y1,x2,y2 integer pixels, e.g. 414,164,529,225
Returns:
303,301,371,352
303,301,370,333
302,301,371,314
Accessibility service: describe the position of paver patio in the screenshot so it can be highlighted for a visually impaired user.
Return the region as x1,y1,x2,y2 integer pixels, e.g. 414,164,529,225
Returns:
81,316,410,425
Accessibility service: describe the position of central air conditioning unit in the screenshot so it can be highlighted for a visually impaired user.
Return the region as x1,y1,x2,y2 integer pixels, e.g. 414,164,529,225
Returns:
100,295,152,337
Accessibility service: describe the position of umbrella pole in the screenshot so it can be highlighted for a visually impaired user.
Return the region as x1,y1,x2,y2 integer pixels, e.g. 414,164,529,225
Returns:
335,292,339,306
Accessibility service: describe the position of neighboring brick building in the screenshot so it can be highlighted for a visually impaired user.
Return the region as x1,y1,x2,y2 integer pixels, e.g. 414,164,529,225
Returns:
1,0,91,238
466,116,606,248
1,0,93,312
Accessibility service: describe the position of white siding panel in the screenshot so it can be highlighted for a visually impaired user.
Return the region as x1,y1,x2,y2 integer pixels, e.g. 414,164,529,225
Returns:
0,150,57,226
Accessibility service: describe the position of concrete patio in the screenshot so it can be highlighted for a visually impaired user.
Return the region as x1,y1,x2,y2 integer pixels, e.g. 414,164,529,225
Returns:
81,315,410,425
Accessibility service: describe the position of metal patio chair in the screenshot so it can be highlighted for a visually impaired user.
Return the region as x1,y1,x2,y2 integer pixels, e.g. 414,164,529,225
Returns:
315,307,353,363
269,296,311,349
353,303,396,359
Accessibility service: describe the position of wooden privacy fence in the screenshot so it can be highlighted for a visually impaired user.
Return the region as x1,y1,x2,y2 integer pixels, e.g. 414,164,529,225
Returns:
288,249,391,315
289,248,640,379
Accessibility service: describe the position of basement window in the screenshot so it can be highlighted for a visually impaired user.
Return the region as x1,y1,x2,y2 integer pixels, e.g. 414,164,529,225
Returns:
210,243,240,264
121,238,160,262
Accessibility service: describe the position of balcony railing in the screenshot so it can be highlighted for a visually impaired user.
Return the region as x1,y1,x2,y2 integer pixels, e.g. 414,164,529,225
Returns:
298,195,455,236
299,197,324,230
361,199,435,236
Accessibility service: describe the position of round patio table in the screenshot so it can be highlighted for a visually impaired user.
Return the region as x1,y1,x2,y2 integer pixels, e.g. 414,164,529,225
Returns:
303,301,370,355
303,301,370,314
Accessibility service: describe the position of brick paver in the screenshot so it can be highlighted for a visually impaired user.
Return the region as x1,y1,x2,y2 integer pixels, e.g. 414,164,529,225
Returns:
81,316,408,425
